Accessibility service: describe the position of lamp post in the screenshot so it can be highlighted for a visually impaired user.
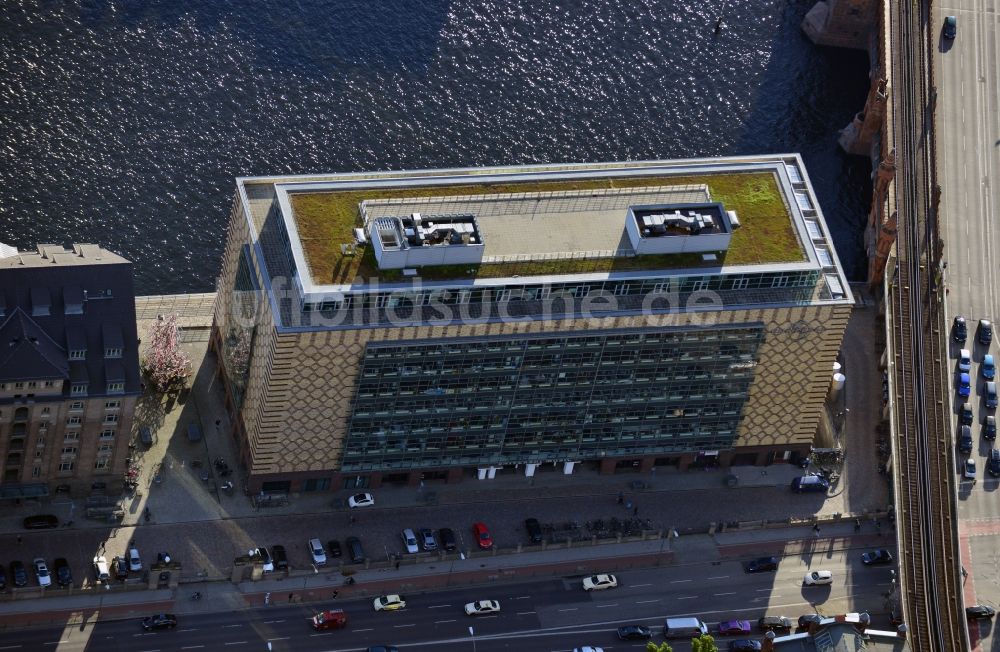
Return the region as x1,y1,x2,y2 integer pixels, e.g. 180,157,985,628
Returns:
469,626,477,652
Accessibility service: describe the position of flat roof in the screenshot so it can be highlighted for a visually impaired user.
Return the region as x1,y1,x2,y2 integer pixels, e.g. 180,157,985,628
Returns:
234,156,851,305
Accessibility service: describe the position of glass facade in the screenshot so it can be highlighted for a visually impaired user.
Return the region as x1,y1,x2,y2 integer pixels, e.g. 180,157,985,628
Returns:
220,246,261,410
342,325,764,471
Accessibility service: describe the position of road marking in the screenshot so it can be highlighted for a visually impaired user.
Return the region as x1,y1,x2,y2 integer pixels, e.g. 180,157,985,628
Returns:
636,599,659,604
136,649,159,652
515,595,531,599
670,579,692,583
677,596,698,600
595,603,619,608
714,592,737,596
756,589,772,592
394,624,417,628
177,630,198,633
262,620,284,624
352,629,373,633
267,638,289,642
181,647,205,650
517,611,537,615
0,647,24,651
632,583,652,587
558,608,578,612
428,604,452,608
223,624,243,628
435,619,457,624
224,643,247,646
708,575,729,580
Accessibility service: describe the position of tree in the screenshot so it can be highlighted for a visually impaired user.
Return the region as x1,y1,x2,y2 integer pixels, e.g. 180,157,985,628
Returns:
646,642,673,652
691,634,719,652
141,313,191,392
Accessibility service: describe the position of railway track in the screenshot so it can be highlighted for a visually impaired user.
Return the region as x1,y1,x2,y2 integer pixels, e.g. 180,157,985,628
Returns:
888,0,966,649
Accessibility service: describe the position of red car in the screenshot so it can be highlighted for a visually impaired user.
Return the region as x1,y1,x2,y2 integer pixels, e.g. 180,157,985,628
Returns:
472,522,493,550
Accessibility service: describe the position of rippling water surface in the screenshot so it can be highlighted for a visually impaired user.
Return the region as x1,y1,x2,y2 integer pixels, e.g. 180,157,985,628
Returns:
0,0,871,293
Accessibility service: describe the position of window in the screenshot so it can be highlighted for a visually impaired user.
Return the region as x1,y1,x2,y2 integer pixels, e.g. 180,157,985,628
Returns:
61,446,78,456
59,461,74,472
64,433,79,443
27,381,37,389
105,347,123,358
104,413,119,424
94,457,110,470
32,466,41,478
71,383,88,396
43,381,55,388
41,407,50,416
69,349,86,360
70,401,84,411
107,382,124,394
771,275,789,288
66,416,82,426
14,382,24,390
105,400,121,409
98,442,114,452
99,429,115,440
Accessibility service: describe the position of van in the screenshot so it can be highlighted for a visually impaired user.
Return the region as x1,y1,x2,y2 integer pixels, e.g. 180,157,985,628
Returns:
139,427,155,447
311,609,347,630
663,617,708,638
791,475,830,493
346,536,365,564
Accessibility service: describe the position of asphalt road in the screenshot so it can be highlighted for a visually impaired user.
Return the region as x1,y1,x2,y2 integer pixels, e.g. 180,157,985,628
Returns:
936,1,1000,649
0,548,896,652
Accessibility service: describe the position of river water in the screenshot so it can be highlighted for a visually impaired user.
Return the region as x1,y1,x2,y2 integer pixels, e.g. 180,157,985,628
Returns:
0,0,872,294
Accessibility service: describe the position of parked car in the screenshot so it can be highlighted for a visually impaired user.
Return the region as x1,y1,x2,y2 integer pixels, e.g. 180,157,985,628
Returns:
33,558,51,587
419,528,437,551
943,15,957,39
966,605,996,620
958,372,972,398
980,319,993,346
327,540,342,559
373,594,407,612
346,536,365,564
729,641,762,652
961,402,974,425
582,573,618,591
253,547,273,572
472,522,493,550
983,354,996,379
0,564,6,591
464,600,500,616
365,647,399,652
988,449,1000,477
616,625,652,640
127,546,142,572
861,549,894,566
141,614,178,630
308,538,327,566
9,560,28,588
798,614,824,628
311,609,347,630
272,545,288,571
348,492,375,508
112,555,128,580
439,528,457,552
803,570,833,586
984,416,996,440
525,518,544,544
746,556,779,573
758,616,793,633
22,514,59,530
959,349,972,372
964,458,977,480
987,382,998,409
719,620,752,635
53,558,72,587
960,425,974,453
954,315,968,342
401,529,419,554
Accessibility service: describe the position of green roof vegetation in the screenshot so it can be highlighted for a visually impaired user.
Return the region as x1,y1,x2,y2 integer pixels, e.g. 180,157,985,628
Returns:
289,172,804,286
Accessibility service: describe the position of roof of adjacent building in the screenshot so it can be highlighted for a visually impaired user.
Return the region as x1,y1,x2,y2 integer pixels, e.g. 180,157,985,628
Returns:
0,243,140,396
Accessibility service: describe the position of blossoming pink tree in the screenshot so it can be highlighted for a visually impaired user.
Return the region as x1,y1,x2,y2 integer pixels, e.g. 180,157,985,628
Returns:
141,313,191,392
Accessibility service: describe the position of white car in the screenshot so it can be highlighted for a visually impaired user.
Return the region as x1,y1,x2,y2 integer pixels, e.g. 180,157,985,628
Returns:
308,538,327,566
401,528,419,554
127,546,142,572
33,558,51,587
252,547,274,572
373,594,407,612
582,573,618,591
804,570,834,586
465,600,501,616
959,349,972,372
964,458,977,479
92,556,110,582
348,493,375,508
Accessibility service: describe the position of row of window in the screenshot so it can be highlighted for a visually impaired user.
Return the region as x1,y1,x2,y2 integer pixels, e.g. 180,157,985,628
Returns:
5,401,121,422
68,347,123,360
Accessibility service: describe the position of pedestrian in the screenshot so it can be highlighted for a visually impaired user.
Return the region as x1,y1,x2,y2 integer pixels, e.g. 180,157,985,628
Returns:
633,505,638,517
16,535,22,545
854,518,861,532
332,590,339,599
288,593,294,603
617,491,624,505
813,524,820,537
395,561,400,570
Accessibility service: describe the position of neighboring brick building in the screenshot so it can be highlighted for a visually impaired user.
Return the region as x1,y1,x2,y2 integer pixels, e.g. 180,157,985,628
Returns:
212,156,853,494
0,243,140,497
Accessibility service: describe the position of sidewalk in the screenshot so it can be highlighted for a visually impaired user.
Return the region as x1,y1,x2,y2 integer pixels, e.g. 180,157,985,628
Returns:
0,521,893,627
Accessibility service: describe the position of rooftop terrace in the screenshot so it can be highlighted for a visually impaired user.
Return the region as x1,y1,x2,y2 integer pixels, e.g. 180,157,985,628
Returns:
287,170,805,287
